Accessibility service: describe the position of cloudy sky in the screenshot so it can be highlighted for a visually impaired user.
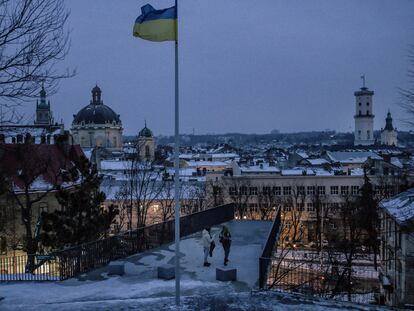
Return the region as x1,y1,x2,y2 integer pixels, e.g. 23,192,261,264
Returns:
20,0,414,135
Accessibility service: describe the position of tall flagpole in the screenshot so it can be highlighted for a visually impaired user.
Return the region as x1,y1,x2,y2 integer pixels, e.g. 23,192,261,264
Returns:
174,0,181,306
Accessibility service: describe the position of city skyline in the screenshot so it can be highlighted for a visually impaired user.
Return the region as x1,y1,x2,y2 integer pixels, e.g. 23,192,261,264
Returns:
14,0,414,135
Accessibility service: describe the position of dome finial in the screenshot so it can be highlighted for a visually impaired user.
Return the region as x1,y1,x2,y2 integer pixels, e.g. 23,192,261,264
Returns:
139,121,153,138
91,84,102,104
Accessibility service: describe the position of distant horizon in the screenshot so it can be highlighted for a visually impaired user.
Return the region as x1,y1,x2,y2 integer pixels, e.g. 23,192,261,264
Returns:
124,129,414,138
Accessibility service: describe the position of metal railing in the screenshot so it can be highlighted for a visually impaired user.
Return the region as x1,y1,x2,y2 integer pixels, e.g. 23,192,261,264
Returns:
259,207,281,288
0,203,235,281
0,254,60,281
266,258,380,304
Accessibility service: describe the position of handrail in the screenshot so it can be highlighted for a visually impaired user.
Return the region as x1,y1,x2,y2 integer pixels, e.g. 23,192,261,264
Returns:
259,207,281,288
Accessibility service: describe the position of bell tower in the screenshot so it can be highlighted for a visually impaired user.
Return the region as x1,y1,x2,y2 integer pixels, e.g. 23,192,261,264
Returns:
354,75,375,146
34,84,52,125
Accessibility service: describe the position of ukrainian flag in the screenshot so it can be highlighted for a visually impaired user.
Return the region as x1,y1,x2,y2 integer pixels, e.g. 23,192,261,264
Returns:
133,4,177,42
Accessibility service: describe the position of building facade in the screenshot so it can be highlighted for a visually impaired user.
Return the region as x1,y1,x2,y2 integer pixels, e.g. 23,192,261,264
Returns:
71,85,123,150
379,189,414,308
0,140,84,256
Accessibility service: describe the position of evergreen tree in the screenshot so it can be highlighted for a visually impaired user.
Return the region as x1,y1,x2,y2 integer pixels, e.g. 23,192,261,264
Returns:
40,156,118,250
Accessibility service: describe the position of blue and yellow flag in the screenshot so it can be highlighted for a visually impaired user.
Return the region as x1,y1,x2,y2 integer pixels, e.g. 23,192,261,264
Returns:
133,4,177,42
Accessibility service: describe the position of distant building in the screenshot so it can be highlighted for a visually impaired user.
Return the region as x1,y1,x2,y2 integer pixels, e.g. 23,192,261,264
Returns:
34,84,53,125
354,79,375,146
379,188,414,308
137,122,155,161
381,111,398,146
0,86,64,144
71,85,123,150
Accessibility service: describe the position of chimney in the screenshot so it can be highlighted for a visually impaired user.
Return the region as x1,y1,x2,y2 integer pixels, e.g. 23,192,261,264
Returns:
24,133,32,144
55,132,71,156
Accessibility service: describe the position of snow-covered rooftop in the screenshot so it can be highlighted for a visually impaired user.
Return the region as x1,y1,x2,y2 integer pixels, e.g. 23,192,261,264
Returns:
390,157,403,168
185,160,229,167
100,160,132,171
380,188,414,226
326,151,382,164
306,158,330,166
240,164,280,174
296,151,309,159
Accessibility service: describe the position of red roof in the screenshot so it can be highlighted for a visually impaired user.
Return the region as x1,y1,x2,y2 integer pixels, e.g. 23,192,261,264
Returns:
0,143,84,191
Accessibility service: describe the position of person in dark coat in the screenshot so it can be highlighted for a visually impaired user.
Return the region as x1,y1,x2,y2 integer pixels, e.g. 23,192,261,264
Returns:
219,225,231,265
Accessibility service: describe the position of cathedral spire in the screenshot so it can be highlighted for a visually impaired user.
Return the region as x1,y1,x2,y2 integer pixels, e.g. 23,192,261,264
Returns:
384,110,394,131
39,83,47,106
35,84,52,125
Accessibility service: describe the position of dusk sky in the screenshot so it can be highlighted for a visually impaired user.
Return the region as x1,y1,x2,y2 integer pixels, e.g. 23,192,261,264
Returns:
20,0,414,135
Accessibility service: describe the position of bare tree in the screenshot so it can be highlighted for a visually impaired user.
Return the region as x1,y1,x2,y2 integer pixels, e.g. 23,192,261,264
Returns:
111,189,130,234
255,185,281,220
206,178,224,208
325,193,365,301
182,182,207,215
269,198,307,289
399,45,414,127
117,151,163,229
308,184,329,251
225,178,251,219
0,0,73,105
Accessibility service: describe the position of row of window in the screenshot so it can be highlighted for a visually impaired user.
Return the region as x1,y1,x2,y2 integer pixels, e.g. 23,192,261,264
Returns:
228,185,360,196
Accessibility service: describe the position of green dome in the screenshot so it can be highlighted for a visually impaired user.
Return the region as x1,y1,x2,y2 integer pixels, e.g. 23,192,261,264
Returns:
139,123,153,137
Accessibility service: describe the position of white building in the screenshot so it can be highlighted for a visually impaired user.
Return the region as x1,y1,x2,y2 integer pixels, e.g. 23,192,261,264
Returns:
354,80,375,146
379,188,414,308
380,111,398,146
71,85,123,150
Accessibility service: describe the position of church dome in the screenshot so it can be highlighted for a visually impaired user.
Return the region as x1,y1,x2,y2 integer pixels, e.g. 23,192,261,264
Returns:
138,122,153,137
72,85,121,125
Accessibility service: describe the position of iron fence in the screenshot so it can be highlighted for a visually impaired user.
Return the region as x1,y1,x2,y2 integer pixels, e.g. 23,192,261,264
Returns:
0,203,235,281
0,254,60,281
265,257,380,304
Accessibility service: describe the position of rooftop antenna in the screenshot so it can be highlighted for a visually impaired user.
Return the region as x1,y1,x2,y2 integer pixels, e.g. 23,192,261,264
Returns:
360,74,366,88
